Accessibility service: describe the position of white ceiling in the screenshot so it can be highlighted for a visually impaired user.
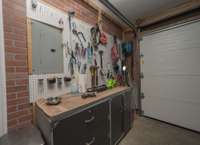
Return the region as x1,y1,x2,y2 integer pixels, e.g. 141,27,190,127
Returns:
108,0,188,23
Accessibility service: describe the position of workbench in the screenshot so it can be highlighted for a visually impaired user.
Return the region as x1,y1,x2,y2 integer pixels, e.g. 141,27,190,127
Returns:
36,86,134,145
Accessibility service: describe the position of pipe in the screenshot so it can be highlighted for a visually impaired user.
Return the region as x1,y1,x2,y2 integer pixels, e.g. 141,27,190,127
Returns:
99,0,136,30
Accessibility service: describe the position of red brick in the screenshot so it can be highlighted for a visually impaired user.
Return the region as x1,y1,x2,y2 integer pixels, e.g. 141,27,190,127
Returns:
16,79,28,85
7,106,17,113
18,114,32,122
6,80,15,86
8,110,29,120
7,97,28,106
6,47,27,54
18,103,30,110
14,41,26,48
7,93,17,100
8,119,17,128
17,91,29,98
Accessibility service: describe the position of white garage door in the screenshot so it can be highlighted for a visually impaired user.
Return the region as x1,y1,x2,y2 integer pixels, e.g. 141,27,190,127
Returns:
140,20,200,132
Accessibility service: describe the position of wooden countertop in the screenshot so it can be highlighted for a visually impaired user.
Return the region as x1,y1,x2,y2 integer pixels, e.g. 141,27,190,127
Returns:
36,86,130,118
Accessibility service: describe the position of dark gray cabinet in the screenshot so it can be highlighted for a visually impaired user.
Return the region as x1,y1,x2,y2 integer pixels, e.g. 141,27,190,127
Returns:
123,92,132,134
37,101,110,145
36,89,133,145
111,92,132,145
111,94,123,145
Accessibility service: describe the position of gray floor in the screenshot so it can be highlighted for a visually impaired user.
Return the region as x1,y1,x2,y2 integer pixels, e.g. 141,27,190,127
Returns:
120,116,200,145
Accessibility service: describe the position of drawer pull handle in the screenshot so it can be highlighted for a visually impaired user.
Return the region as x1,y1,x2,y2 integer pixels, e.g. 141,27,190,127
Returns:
84,116,95,123
85,137,95,145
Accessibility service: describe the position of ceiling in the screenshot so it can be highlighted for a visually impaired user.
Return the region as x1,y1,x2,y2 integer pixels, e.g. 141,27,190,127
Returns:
108,0,188,23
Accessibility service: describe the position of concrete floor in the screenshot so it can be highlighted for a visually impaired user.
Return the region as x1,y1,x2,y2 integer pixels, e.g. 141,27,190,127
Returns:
120,116,200,145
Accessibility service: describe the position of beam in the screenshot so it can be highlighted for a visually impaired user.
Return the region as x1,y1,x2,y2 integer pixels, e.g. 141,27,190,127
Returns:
83,0,131,30
138,0,200,27
27,18,33,75
99,0,136,30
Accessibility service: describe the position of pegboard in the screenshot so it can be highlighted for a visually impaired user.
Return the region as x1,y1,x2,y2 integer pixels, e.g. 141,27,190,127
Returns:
26,0,122,102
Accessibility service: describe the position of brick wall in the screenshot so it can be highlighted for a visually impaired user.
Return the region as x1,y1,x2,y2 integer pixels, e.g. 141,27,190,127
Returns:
3,0,123,130
3,0,32,130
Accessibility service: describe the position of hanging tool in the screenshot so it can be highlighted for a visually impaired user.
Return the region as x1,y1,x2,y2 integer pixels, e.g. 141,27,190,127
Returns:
90,66,99,88
68,11,75,32
72,22,86,49
68,51,76,76
81,47,87,59
111,35,120,65
77,61,81,73
99,50,105,80
98,10,107,45
99,50,104,69
67,11,75,76
90,24,100,51
81,64,87,74
68,11,75,50
78,32,86,42
75,42,81,57
87,43,93,64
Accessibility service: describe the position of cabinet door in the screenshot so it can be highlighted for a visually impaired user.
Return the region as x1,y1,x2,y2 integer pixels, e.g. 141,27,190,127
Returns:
123,92,131,133
111,95,123,145
53,110,89,145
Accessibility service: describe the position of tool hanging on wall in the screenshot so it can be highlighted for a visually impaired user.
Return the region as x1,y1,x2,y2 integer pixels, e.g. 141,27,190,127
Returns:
81,64,87,74
90,24,100,51
90,9,107,50
98,50,105,78
122,42,133,56
77,61,81,73
68,51,76,76
72,22,86,49
90,66,99,88
98,10,107,45
93,53,98,66
99,50,104,69
87,43,93,64
111,35,120,65
111,35,120,74
68,11,75,54
75,42,81,57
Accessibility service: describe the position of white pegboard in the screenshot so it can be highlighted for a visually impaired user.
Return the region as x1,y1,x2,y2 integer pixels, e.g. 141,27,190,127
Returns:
27,0,122,102
29,74,72,102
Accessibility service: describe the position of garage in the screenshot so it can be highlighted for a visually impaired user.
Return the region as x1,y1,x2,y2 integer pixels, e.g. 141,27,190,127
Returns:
0,0,200,145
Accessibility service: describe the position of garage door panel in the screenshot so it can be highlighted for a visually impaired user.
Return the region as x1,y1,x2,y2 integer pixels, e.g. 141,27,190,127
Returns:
141,47,200,75
141,20,200,131
143,97,200,131
141,76,200,104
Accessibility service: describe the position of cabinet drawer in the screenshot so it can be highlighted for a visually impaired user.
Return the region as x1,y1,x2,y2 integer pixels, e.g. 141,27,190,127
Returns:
53,101,109,145
85,126,110,145
84,101,109,126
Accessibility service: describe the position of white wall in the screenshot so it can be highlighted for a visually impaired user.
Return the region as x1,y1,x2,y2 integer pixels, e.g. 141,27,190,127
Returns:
0,0,7,137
